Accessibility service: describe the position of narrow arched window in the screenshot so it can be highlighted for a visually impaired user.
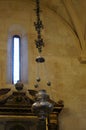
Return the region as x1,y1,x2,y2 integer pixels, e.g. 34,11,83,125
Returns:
7,27,28,84
12,35,21,84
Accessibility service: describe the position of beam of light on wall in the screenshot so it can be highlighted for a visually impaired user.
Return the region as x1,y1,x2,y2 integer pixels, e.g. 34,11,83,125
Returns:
13,37,20,84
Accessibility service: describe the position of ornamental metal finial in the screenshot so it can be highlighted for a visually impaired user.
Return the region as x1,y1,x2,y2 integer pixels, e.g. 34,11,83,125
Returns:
34,0,44,53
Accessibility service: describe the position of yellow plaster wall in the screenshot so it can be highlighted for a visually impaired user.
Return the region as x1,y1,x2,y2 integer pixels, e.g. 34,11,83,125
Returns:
0,0,85,130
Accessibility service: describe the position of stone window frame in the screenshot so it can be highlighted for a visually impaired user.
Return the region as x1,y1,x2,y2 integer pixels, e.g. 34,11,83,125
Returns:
7,25,28,84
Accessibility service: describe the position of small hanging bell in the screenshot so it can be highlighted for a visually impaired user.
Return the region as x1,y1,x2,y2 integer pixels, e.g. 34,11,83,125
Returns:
47,81,51,86
36,77,41,82
34,84,39,88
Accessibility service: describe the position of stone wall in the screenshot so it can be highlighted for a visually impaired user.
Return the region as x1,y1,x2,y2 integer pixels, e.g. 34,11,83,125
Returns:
0,0,86,130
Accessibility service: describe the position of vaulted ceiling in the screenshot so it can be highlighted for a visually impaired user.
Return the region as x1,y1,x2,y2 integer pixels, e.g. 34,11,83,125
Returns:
41,0,86,63
42,0,86,30
41,0,86,37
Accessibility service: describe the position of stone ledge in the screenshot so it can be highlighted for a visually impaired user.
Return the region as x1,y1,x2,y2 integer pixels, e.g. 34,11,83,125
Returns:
79,54,86,64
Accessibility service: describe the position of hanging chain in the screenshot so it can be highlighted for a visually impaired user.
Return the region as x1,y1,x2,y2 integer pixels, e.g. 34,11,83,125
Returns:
34,0,51,89
34,0,44,53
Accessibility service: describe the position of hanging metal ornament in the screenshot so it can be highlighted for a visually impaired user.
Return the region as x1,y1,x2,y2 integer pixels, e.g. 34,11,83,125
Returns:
34,0,51,88
32,0,53,120
34,0,44,53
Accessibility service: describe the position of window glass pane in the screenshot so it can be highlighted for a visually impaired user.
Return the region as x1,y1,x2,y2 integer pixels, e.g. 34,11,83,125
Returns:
13,36,20,84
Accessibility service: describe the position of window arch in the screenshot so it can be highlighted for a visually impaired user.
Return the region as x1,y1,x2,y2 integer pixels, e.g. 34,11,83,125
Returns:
7,25,28,84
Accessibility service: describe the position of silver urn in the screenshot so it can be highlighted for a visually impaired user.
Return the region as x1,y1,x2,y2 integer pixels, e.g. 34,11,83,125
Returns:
32,90,53,120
